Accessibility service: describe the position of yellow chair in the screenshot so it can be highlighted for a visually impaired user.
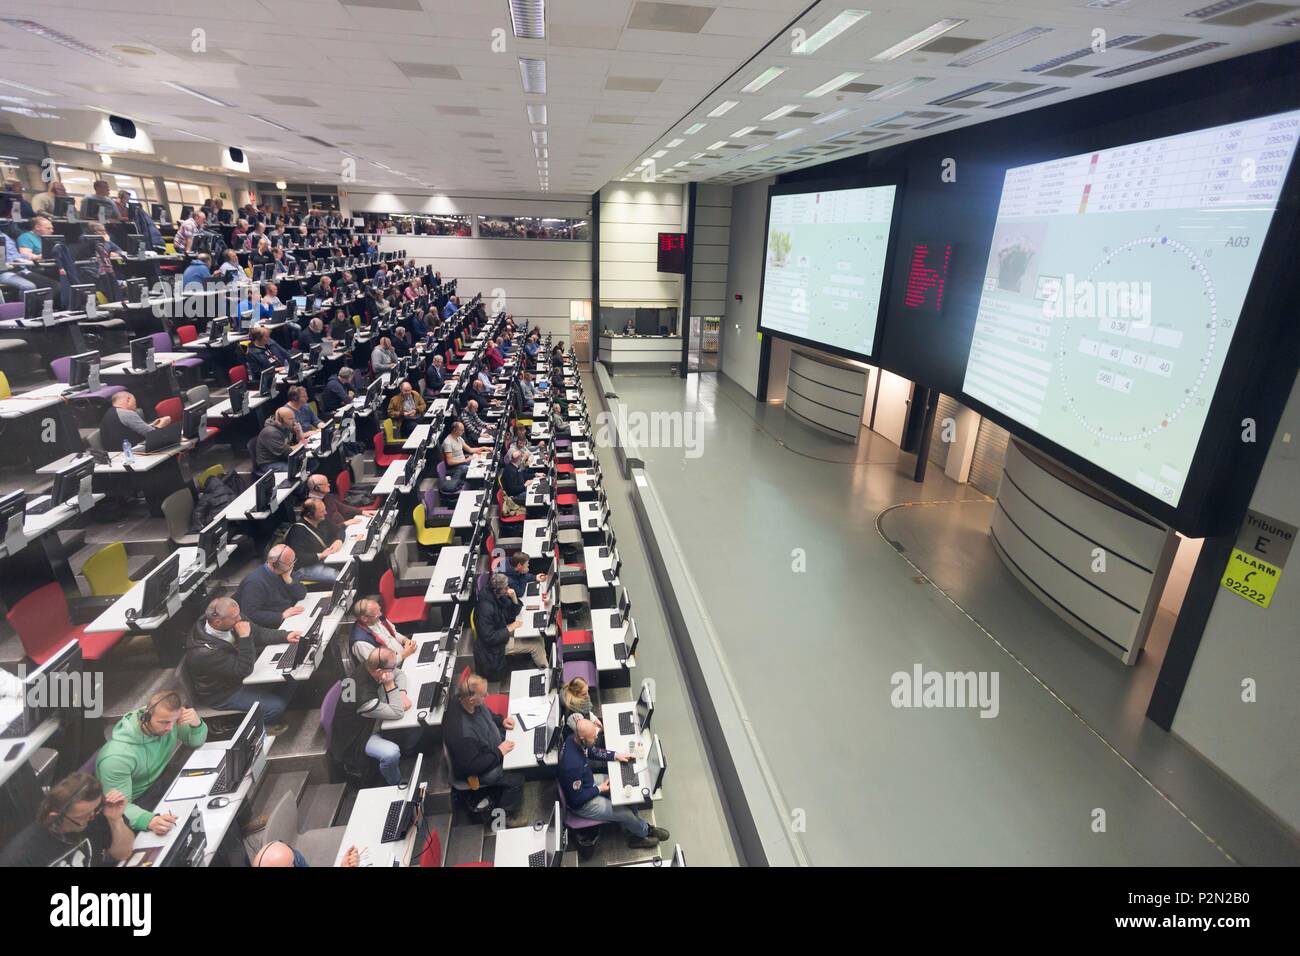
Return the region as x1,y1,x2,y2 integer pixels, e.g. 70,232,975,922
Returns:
382,418,399,444
164,241,175,254
195,463,226,491
352,314,361,328
0,371,10,400
413,504,453,547
82,543,136,597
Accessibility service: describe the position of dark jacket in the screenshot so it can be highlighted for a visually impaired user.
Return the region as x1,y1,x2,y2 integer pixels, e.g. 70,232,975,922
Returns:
443,698,506,779
558,734,616,810
501,461,528,499
327,667,404,773
184,618,285,704
253,420,293,472
233,565,307,628
473,585,521,678
245,343,279,380
320,375,353,415
425,363,446,393
285,518,339,565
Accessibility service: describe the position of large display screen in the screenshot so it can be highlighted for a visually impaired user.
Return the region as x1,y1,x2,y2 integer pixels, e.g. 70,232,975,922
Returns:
962,108,1300,506
759,184,898,357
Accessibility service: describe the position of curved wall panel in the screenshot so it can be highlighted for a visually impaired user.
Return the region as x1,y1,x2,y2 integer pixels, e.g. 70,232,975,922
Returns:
785,349,867,442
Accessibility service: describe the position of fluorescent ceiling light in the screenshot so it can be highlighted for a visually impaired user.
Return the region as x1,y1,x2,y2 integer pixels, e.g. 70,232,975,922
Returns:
762,104,798,121
682,122,706,135
519,57,547,94
673,161,688,168
532,130,547,144
871,18,966,61
652,149,667,158
666,137,683,147
812,109,850,125
527,104,547,124
731,126,756,137
690,152,707,160
707,140,728,150
509,0,545,39
0,78,54,96
928,82,1000,105
805,72,862,98
740,66,786,93
537,148,548,158
707,100,739,117
161,81,233,108
171,128,216,142
795,9,870,55
775,127,804,140
2,18,128,65
248,113,293,132
863,76,935,100
949,27,1053,67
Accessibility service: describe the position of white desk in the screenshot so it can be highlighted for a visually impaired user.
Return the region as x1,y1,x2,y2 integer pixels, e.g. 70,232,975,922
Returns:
0,494,104,560
85,544,237,634
0,382,68,419
450,489,486,531
423,397,449,420
382,632,454,730
583,545,618,591
245,589,353,684
493,822,550,867
592,619,638,673
372,458,413,497
182,331,249,351
324,516,371,565
37,448,184,477
502,700,560,771
401,423,431,451
0,717,60,789
568,440,593,464
521,518,552,561
577,501,605,536
221,473,300,521
209,391,274,419
574,469,599,496
464,453,492,484
423,545,471,604
598,702,659,808
335,780,423,867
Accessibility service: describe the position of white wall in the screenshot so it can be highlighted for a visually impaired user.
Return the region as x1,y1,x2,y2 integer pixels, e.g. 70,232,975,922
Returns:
692,184,731,319
355,189,591,337
720,176,774,397
599,182,686,310
873,370,913,447
1171,372,1300,832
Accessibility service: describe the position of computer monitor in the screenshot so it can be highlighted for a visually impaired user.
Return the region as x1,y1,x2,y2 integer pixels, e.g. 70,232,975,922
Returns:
285,352,302,382
208,315,230,345
150,203,167,223
138,551,180,618
1,639,83,738
257,366,277,398
129,336,154,371
50,457,94,508
180,401,207,441
198,516,227,566
329,558,356,613
227,379,248,416
293,295,307,312
54,195,75,218
22,287,52,320
155,804,207,867
635,681,654,733
318,420,335,455
285,446,306,481
0,489,26,553
211,702,265,798
67,351,101,390
382,751,423,844
544,800,563,864
252,470,275,515
363,377,381,408
400,451,419,489
646,734,667,795
179,205,194,220
307,342,323,368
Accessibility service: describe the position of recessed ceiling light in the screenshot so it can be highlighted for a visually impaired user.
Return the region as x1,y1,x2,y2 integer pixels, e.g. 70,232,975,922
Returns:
652,149,667,158
683,122,707,135
863,76,935,100
775,128,804,140
761,104,798,121
248,113,294,132
161,81,234,108
171,128,216,142
527,104,548,124
949,27,1053,67
0,78,54,96
519,57,547,94
794,10,870,55
871,18,966,61
532,130,547,144
673,161,688,168
690,152,707,160
666,138,684,148
2,18,128,65
731,126,756,137
805,73,862,98
707,100,739,117
740,67,786,93
707,140,728,150
509,0,545,40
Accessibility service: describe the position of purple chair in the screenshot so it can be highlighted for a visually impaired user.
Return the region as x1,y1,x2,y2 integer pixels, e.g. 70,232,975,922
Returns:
153,331,204,378
423,484,454,523
558,641,598,690
50,356,125,403
0,302,22,321
556,779,602,837
321,681,343,752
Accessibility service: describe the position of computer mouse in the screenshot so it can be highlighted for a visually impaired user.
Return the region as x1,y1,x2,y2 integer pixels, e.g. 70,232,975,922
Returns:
207,796,231,810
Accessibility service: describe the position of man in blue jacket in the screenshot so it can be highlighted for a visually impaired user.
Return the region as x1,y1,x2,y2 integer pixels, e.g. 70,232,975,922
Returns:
559,718,667,850
233,545,308,628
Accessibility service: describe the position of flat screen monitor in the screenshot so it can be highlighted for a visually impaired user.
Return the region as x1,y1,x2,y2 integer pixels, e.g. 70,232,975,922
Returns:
23,287,52,320
257,366,277,398
51,457,94,506
252,470,275,514
961,107,1300,508
139,551,180,617
635,681,654,733
129,336,153,371
758,181,900,359
125,277,148,305
0,640,82,739
198,515,227,566
181,401,207,440
208,316,230,344
227,379,248,416
67,351,100,389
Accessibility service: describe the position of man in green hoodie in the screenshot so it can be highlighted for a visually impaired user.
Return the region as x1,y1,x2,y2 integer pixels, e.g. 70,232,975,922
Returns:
95,691,208,833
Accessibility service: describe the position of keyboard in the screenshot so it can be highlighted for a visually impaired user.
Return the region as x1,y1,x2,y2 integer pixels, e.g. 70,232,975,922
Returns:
26,497,56,515
417,682,441,710
618,711,635,737
444,578,461,594
528,674,545,697
210,756,236,796
380,798,411,843
620,761,639,788
533,726,548,755
531,611,547,630
598,547,610,558
417,643,440,664
613,643,629,662
276,645,301,671
609,611,623,628
527,848,547,868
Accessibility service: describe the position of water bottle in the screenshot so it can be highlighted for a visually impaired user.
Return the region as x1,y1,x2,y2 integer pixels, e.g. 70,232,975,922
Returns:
122,439,134,462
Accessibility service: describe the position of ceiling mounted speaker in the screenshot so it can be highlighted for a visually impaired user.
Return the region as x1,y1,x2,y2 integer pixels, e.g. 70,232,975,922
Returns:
152,140,251,173
107,115,137,138
5,109,154,153
227,146,245,165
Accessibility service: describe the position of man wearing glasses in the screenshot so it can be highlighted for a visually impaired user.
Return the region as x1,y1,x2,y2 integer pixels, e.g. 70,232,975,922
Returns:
0,772,134,867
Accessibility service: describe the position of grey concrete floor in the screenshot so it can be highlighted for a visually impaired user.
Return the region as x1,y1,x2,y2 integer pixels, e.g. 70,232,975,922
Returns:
598,369,1292,866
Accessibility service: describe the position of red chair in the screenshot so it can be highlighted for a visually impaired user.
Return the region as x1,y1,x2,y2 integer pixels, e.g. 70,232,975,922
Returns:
6,582,127,664
418,825,493,867
556,492,579,507
495,488,524,527
372,431,409,469
556,606,593,654
335,469,379,513
227,365,247,385
175,324,199,345
155,396,182,422
555,462,575,474
379,569,425,627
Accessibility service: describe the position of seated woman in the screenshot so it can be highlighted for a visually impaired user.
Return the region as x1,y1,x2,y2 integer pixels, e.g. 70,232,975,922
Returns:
561,676,602,735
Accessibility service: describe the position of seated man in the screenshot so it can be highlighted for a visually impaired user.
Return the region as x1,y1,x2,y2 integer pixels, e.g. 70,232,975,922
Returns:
99,391,170,451
95,691,208,834
442,673,522,818
233,545,308,628
473,572,546,678
441,420,486,481
371,336,399,375
350,597,417,666
461,398,494,444
185,597,299,732
181,253,212,289
320,365,356,415
550,402,571,437
424,354,447,396
252,840,360,867
306,472,366,524
253,406,302,476
309,274,334,310
385,381,425,437
0,772,133,867
500,446,529,506
328,308,352,342
286,385,320,434
325,646,414,786
391,326,412,357
284,498,344,584
503,550,546,599
298,316,328,352
559,718,668,850
244,326,286,381
216,248,244,280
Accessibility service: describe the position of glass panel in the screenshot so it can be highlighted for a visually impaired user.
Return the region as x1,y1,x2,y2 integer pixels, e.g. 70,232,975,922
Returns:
478,215,588,240
359,212,470,236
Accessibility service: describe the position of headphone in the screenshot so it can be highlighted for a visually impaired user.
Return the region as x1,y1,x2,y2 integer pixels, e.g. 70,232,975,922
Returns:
139,691,182,735
44,774,99,833
267,544,292,573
